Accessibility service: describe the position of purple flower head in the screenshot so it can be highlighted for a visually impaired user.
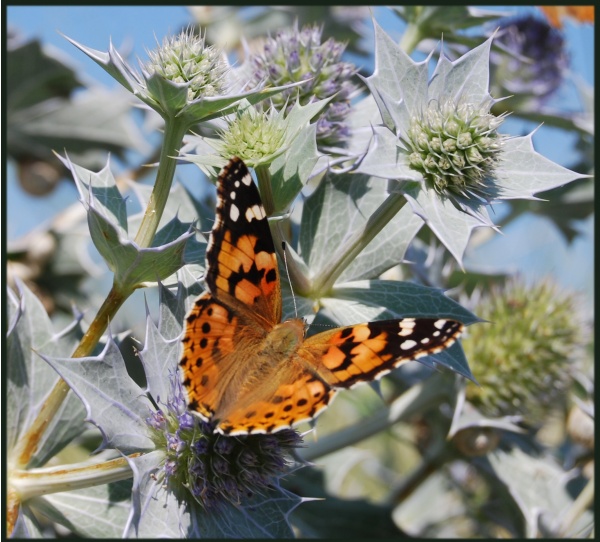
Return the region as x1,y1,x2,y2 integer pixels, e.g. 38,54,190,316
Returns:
214,436,235,455
248,23,359,147
494,14,567,103
144,370,303,510
146,409,167,430
177,410,194,431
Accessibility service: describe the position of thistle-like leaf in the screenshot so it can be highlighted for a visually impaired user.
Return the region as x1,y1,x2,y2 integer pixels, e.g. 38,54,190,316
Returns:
40,337,155,454
300,172,424,284
7,281,87,468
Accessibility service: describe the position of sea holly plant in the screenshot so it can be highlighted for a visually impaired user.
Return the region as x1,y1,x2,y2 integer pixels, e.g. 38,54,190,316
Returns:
6,10,593,539
354,20,589,265
38,282,305,537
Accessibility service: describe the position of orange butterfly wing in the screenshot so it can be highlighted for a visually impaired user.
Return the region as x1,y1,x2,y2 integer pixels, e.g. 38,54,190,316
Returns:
301,318,464,389
210,318,463,435
203,156,281,326
180,157,280,425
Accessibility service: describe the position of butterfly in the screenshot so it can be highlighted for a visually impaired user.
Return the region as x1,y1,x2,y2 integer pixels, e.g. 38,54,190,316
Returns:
180,157,464,436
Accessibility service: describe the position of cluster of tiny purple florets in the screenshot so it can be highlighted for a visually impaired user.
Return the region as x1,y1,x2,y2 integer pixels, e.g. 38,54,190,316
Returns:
146,376,302,509
249,24,358,146
495,14,567,102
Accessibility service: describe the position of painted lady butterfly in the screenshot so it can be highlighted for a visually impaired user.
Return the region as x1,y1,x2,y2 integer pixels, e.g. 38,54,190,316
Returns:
180,157,464,436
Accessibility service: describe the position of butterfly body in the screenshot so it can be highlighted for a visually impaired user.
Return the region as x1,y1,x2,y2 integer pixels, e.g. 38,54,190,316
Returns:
180,157,464,436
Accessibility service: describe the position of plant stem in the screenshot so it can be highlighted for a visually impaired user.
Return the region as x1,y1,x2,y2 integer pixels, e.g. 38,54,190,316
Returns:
558,476,594,536
387,437,452,505
11,117,189,480
134,118,189,248
71,284,130,357
311,190,407,295
11,454,141,501
255,163,275,216
399,22,422,55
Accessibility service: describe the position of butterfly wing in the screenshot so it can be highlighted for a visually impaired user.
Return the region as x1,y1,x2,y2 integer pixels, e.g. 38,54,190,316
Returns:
204,156,281,326
181,294,242,420
180,157,282,422
214,367,336,436
181,157,466,436
301,318,464,389
212,318,464,435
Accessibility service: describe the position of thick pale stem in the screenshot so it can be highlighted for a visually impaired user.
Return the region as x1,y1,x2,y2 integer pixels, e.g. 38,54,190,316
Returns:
10,454,140,501
134,118,189,248
399,22,423,55
255,163,276,217
312,191,407,295
8,118,189,533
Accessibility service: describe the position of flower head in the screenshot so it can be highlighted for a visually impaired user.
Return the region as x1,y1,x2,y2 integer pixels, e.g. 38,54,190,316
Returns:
217,104,288,166
406,98,507,199
146,375,303,509
249,23,358,147
64,29,302,128
462,278,586,420
493,14,568,105
182,96,330,177
144,28,228,102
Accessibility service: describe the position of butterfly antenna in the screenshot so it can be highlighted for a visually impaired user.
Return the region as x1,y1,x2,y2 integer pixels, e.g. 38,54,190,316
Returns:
281,242,299,319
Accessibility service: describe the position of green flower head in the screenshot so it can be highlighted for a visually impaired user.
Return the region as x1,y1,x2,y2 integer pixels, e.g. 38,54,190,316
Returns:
406,98,507,198
63,29,304,128
217,105,288,167
462,278,587,420
144,28,228,102
355,22,588,265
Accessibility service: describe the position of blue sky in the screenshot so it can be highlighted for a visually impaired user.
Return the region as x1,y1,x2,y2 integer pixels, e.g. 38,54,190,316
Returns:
6,6,594,313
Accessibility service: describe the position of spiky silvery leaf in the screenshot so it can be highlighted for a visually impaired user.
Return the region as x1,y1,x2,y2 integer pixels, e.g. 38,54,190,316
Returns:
59,155,193,289
7,281,87,469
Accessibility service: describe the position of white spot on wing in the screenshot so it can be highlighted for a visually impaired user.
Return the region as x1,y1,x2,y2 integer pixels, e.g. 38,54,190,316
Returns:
230,203,240,222
398,319,416,337
241,173,252,186
400,339,417,350
434,319,447,330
